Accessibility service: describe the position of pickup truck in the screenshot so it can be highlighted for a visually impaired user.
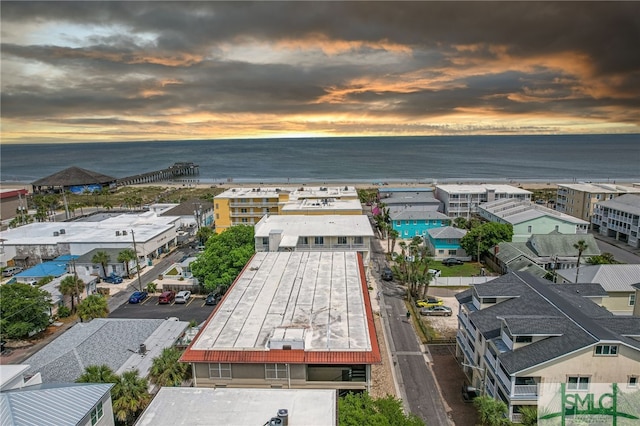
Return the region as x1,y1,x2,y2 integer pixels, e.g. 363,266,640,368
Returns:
103,273,123,284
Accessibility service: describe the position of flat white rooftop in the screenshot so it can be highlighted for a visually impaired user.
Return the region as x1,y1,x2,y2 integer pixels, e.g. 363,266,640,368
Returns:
436,184,532,194
481,199,589,225
0,212,178,245
136,387,336,426
281,198,362,212
255,215,374,238
191,251,372,352
558,183,640,193
216,185,357,200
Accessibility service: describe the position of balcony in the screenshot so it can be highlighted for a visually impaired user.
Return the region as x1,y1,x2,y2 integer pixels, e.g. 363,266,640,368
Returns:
484,351,497,371
229,200,278,208
497,367,511,390
513,384,539,399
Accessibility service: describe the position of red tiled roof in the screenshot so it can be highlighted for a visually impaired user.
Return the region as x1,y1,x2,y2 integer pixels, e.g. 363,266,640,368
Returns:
180,253,382,365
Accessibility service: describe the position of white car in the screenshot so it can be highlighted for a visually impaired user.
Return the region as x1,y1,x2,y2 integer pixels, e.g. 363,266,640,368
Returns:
175,291,191,304
429,268,441,277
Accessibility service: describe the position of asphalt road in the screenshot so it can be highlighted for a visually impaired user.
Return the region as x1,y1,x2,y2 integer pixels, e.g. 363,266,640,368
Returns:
374,240,453,426
109,293,216,324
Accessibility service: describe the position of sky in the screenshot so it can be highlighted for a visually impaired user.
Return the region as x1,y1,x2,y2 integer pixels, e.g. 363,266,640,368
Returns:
1,1,640,144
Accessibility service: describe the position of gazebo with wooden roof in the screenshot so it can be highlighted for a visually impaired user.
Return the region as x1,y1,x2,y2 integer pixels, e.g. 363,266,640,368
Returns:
31,167,117,194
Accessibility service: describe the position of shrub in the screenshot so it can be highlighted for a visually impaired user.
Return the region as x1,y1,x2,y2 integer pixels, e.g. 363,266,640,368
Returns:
58,306,72,318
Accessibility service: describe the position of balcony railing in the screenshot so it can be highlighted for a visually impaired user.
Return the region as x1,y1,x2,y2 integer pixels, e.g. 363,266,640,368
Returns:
497,367,511,390
484,351,497,371
513,384,539,398
230,201,278,208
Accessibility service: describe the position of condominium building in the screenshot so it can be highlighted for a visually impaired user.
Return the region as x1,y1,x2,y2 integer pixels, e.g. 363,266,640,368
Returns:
181,251,381,393
254,214,374,266
592,194,640,249
213,186,361,233
478,199,589,242
435,184,532,219
556,183,640,222
456,272,640,422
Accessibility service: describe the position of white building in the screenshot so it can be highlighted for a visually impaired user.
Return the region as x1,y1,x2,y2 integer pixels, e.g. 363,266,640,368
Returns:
592,193,640,249
435,184,532,219
556,183,640,222
254,214,374,266
0,211,180,266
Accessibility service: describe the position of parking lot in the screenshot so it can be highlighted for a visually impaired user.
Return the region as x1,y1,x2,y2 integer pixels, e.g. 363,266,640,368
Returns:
109,293,216,325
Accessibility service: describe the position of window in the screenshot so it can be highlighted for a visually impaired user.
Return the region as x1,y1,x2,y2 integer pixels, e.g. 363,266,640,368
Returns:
396,221,401,226
568,376,589,391
209,363,232,379
354,236,363,245
90,402,104,426
527,225,532,233
337,236,347,245
215,203,219,209
414,220,417,225
515,336,532,343
483,298,497,304
555,225,559,231
448,250,456,255
241,218,248,223
241,208,248,213
594,345,618,356
265,363,289,380
629,294,636,306
262,237,269,246
405,220,410,225
300,237,309,245
216,213,220,219
314,236,324,245
629,376,638,388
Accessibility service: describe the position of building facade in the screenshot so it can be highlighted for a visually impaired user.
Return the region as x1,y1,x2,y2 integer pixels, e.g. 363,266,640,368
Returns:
425,226,469,259
213,186,360,233
592,194,640,249
254,214,374,266
455,272,640,422
181,251,381,393
389,208,450,239
435,185,532,219
556,183,640,222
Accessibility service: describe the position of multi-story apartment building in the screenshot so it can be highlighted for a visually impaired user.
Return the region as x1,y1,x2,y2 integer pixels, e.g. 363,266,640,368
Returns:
455,272,640,422
592,194,640,249
254,214,374,266
478,199,589,242
435,184,532,219
181,251,381,393
556,183,640,222
213,186,361,233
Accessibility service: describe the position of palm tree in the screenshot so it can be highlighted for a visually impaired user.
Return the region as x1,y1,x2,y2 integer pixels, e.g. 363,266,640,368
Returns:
58,275,85,313
112,370,151,425
573,239,588,282
117,248,137,278
389,229,399,255
77,294,109,321
77,365,118,384
149,347,189,387
92,251,111,278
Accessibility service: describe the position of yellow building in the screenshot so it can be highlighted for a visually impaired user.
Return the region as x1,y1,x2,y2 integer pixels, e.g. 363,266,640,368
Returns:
213,186,361,233
556,183,640,222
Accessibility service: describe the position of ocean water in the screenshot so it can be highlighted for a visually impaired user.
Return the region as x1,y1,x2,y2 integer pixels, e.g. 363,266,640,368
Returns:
1,134,638,184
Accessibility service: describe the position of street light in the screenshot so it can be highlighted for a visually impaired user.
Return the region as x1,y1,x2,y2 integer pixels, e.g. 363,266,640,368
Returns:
462,362,487,395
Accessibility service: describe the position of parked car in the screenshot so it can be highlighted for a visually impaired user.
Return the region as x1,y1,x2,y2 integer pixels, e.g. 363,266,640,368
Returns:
428,268,441,277
415,297,444,308
2,266,23,277
442,258,464,266
128,291,148,304
205,292,222,306
175,290,191,304
158,290,176,304
462,384,479,402
381,267,394,281
103,273,123,284
420,305,453,316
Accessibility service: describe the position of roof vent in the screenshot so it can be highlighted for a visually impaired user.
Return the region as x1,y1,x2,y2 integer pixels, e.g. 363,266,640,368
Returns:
277,409,288,426
59,229,66,234
139,343,146,354
53,231,59,237
116,230,121,236
122,230,128,236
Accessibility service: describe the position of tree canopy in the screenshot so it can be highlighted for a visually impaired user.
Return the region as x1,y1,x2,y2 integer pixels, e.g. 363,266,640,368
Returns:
338,392,424,426
0,283,52,340
190,225,255,293
149,347,189,387
77,294,109,321
459,222,513,260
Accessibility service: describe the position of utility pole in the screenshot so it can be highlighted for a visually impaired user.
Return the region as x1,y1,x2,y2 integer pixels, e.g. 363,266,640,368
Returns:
131,229,144,292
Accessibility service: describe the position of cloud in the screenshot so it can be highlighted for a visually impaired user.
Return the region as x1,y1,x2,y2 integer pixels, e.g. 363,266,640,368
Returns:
1,1,639,142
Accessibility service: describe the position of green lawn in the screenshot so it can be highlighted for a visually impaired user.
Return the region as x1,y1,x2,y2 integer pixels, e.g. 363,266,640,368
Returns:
434,261,483,277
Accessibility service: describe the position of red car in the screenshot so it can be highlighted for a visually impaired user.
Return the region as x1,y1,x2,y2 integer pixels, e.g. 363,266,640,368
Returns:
159,290,176,304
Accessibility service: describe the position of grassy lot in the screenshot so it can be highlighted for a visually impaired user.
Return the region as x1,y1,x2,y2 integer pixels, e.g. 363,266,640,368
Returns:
433,261,484,277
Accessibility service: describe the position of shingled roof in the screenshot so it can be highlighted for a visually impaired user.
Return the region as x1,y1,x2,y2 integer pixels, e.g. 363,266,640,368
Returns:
32,167,116,187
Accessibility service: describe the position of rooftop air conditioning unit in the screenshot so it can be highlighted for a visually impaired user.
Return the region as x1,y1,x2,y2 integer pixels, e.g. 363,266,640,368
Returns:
116,231,121,236
122,230,128,236
53,231,59,236
59,229,66,234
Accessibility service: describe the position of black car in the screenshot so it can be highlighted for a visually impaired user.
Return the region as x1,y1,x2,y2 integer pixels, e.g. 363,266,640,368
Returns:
442,258,464,266
381,267,393,281
205,292,222,306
